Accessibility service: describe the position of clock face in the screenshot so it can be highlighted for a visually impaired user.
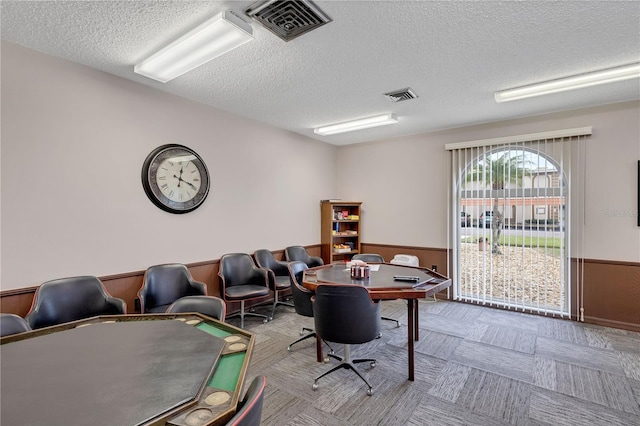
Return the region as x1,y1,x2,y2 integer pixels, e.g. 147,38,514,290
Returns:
142,144,210,214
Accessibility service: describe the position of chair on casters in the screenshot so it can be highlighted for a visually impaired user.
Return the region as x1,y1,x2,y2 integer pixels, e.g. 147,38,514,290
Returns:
312,284,381,396
284,245,324,268
286,261,337,359
225,375,267,426
138,264,207,313
25,276,126,329
253,249,294,319
0,313,32,337
166,296,226,321
352,253,401,328
219,253,271,328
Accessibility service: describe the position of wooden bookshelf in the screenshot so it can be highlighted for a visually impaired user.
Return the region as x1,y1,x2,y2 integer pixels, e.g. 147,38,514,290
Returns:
320,201,362,264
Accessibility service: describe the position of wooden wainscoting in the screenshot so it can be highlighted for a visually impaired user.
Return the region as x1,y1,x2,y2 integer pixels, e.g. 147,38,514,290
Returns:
0,246,320,317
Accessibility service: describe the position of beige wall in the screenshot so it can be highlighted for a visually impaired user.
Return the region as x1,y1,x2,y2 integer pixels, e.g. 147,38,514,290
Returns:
0,41,336,290
336,101,640,263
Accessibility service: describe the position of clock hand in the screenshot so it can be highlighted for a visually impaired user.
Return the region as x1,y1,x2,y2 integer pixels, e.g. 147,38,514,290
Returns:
183,180,197,190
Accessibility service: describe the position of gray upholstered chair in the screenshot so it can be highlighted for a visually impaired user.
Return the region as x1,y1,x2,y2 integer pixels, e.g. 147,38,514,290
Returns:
138,263,207,313
25,276,126,329
166,295,226,321
219,253,271,328
352,253,401,327
312,284,381,395
284,245,323,268
253,249,294,318
225,375,267,426
0,313,32,337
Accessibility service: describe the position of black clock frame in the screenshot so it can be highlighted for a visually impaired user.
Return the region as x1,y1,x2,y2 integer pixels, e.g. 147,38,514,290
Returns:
141,144,210,214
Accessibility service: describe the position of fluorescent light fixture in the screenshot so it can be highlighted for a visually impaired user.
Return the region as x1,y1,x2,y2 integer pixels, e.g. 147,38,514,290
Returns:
495,63,640,103
314,114,398,136
134,11,253,83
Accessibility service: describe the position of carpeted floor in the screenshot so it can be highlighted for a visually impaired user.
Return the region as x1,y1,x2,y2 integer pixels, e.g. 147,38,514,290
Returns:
229,299,640,426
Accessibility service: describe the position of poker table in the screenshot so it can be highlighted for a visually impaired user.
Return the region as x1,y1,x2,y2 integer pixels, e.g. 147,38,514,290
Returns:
0,313,255,426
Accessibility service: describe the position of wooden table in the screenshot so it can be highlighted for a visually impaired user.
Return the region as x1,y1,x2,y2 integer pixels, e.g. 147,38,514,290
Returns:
303,262,451,381
0,313,254,426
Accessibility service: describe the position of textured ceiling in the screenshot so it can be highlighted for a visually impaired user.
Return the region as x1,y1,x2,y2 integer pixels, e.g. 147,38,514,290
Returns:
1,0,639,146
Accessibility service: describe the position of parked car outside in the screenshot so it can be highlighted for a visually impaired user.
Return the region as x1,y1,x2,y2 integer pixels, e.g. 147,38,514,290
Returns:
461,212,471,227
479,211,502,228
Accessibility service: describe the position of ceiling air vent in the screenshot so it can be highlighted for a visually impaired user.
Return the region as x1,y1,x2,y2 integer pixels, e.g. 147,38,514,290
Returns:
245,0,332,42
384,88,418,103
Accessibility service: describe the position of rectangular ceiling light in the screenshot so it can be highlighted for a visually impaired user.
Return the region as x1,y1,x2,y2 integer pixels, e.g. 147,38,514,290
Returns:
314,114,398,136
495,63,640,103
134,11,253,83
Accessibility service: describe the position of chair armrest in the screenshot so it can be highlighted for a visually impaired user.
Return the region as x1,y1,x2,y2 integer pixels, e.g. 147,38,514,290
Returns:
106,297,127,314
189,280,207,296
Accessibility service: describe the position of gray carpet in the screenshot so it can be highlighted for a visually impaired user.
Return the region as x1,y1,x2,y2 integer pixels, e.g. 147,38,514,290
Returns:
231,299,640,425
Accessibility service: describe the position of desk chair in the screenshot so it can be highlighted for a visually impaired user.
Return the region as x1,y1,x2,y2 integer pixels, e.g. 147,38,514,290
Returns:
138,264,207,313
284,245,323,268
286,261,337,359
25,276,126,329
0,313,32,337
352,253,401,328
219,253,271,328
253,249,294,319
165,295,226,321
225,375,267,426
312,284,381,396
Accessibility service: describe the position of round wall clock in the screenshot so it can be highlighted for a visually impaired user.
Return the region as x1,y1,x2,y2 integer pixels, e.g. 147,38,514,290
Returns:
141,144,210,214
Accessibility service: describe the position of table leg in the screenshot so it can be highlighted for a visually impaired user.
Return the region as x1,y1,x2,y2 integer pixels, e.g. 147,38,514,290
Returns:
414,299,419,341
316,334,323,363
407,299,415,381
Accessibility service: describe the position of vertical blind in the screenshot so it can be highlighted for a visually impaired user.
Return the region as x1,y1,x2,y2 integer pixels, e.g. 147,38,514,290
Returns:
446,128,590,318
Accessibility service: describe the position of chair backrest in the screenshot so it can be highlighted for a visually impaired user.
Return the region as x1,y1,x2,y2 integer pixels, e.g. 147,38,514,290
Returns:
165,296,226,321
285,246,323,268
389,254,419,267
352,253,385,263
226,375,267,426
287,261,313,317
25,276,126,329
253,249,288,276
139,264,206,312
219,253,263,289
313,284,380,345
0,313,32,337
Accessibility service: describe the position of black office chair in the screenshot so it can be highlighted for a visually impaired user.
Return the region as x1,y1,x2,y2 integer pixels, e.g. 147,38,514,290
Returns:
284,245,324,268
25,276,126,329
0,313,32,337
254,249,294,318
138,263,207,313
225,375,267,426
352,253,401,328
165,295,226,321
286,261,337,358
219,253,271,328
312,284,381,396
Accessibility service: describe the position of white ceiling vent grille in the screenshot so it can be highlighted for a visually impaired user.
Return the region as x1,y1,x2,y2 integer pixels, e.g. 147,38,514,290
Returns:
245,0,332,42
384,88,418,103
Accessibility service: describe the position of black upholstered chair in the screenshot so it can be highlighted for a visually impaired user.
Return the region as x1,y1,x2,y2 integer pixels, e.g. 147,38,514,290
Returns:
138,264,207,313
286,261,337,358
225,375,267,426
166,295,226,321
254,249,294,318
312,284,381,396
0,313,32,337
352,253,401,328
284,245,324,268
25,276,126,329
219,253,271,328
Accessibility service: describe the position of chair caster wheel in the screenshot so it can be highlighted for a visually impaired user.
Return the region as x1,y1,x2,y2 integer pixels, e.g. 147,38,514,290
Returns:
262,318,268,324
299,331,305,336
329,350,335,355
312,383,318,391
377,333,382,339
370,361,376,368
287,346,292,351
396,322,401,328
367,388,373,396
323,357,330,363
